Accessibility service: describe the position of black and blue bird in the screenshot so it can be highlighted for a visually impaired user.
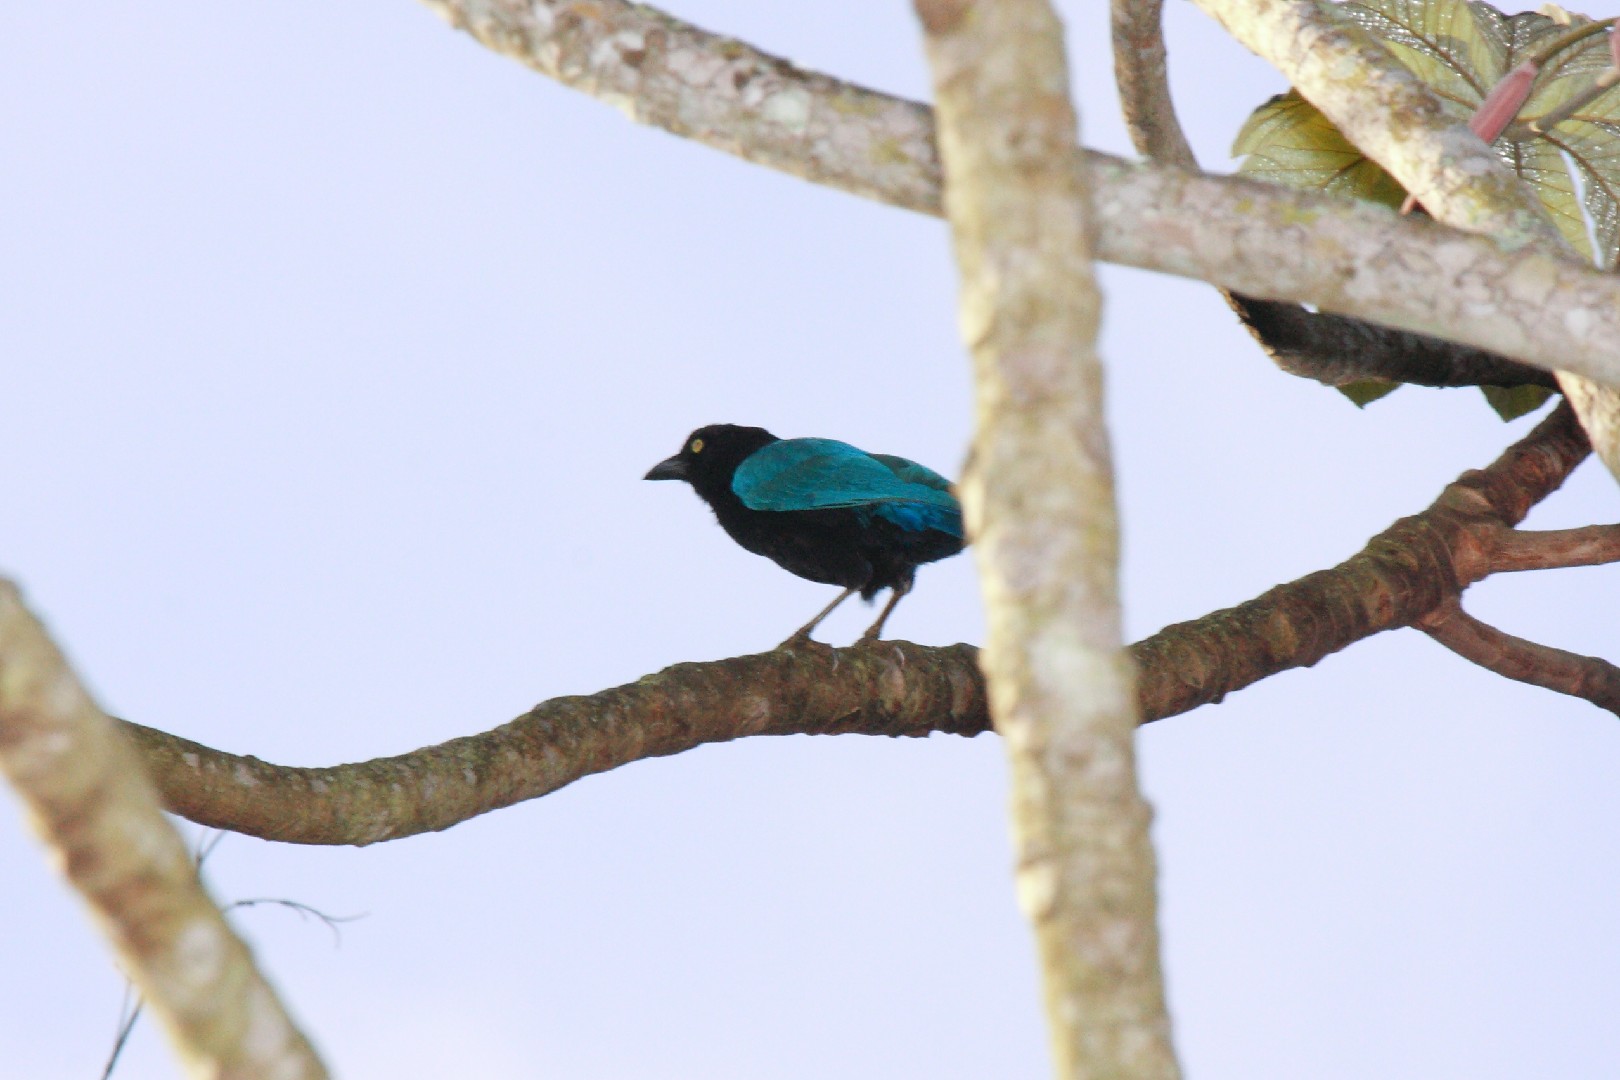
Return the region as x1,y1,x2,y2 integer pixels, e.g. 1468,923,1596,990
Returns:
645,424,965,645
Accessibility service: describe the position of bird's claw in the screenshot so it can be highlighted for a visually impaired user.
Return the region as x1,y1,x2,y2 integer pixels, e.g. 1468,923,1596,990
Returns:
777,631,829,652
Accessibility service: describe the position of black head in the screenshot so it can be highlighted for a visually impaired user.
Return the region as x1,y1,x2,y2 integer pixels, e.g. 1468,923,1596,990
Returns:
645,424,778,501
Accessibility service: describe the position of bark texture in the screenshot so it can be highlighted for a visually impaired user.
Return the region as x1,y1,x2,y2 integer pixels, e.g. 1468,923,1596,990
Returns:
0,583,326,1080
414,0,1620,391
922,1,1178,1074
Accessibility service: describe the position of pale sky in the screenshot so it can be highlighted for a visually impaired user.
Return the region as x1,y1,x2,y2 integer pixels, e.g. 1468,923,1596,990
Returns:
3,2,1618,1078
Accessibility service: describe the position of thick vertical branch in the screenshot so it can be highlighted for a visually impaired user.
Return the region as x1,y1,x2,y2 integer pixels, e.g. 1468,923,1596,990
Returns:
1190,0,1620,480
0,582,326,1080
916,2,1180,1077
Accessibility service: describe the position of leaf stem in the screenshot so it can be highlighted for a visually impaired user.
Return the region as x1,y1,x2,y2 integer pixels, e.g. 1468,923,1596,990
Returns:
1527,17,1617,69
1528,66,1620,136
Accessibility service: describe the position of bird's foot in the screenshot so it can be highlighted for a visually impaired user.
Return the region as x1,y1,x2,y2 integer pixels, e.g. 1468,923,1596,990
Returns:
777,630,831,652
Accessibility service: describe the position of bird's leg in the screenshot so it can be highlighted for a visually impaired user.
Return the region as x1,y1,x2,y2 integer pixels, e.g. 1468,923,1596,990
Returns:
778,588,856,649
856,581,911,644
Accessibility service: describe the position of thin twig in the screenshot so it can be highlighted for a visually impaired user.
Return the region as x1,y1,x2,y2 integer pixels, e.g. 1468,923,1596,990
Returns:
1528,67,1620,136
1418,598,1620,714
100,989,144,1080
99,829,362,1078
1492,525,1620,572
223,899,366,948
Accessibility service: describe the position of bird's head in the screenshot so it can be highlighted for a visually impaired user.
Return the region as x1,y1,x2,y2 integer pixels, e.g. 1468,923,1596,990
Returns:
645,424,778,498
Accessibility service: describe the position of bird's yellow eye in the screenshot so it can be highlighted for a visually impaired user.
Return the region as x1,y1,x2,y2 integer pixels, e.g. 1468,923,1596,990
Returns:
690,438,705,454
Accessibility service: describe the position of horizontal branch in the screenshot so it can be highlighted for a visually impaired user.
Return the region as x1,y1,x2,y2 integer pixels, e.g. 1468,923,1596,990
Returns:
121,407,1591,846
1492,525,1620,572
1419,598,1620,715
417,0,1620,391
1228,297,1558,391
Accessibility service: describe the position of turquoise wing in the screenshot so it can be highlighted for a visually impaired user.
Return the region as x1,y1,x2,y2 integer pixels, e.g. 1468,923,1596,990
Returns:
733,439,962,537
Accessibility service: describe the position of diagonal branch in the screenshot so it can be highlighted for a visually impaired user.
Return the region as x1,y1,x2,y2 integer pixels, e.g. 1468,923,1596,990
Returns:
0,582,327,1080
119,406,1595,849
414,0,1620,390
1418,597,1620,714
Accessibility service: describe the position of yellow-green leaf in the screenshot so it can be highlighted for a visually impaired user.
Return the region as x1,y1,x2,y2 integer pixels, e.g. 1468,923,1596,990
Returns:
1232,91,1410,208
1481,383,1556,420
1338,378,1403,407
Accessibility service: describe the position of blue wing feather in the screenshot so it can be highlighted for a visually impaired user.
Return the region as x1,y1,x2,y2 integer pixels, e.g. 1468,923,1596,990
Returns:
733,439,962,537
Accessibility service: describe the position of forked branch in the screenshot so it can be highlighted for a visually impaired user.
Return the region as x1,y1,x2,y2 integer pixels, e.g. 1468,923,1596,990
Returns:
116,406,1605,848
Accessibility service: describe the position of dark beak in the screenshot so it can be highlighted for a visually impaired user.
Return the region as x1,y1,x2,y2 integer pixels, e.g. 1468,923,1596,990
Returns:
644,455,689,481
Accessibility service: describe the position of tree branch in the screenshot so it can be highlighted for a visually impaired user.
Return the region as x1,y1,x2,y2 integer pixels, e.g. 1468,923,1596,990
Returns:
416,1,1620,402
118,406,1594,848
917,0,1180,1074
1226,298,1559,391
1111,0,1197,169
1492,525,1620,572
1188,0,1620,479
0,582,326,1080
1418,598,1620,715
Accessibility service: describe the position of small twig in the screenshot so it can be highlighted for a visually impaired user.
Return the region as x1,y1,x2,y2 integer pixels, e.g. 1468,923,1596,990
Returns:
1491,525,1620,571
1418,598,1620,715
1228,298,1557,390
223,899,366,948
100,989,144,1080
100,828,360,1078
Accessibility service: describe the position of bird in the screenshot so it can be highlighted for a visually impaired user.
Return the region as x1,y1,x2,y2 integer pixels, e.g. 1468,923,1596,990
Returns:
645,423,965,646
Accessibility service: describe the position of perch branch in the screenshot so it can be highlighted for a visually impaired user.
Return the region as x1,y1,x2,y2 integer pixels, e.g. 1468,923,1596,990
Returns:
116,406,1598,848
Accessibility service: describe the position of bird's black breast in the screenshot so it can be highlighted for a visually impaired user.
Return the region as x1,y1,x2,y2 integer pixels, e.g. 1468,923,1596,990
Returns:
710,499,958,598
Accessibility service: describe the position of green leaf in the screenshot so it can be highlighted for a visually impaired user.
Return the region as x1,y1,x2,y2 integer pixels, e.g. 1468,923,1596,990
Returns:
1337,378,1403,407
1481,383,1556,420
1232,91,1410,208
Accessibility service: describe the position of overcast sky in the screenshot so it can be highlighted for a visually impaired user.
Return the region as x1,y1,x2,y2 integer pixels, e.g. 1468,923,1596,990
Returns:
4,2,1618,1077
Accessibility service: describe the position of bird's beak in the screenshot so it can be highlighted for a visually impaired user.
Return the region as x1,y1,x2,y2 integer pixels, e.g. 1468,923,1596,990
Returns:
644,455,689,481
